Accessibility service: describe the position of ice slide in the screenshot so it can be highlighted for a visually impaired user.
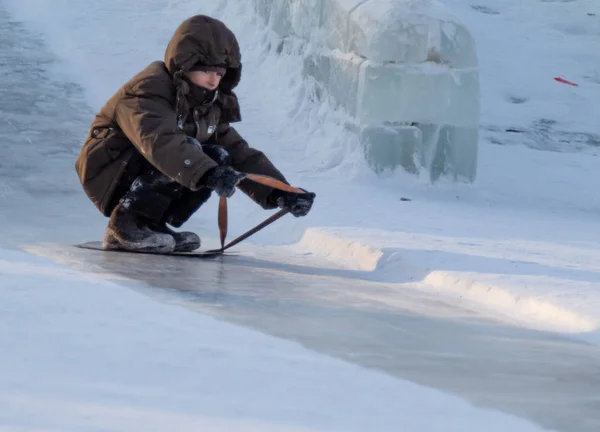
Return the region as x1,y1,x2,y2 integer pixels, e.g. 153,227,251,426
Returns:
1,0,599,431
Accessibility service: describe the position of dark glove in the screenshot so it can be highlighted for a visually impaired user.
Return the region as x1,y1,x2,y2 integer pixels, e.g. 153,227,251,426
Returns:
272,189,316,217
203,166,246,198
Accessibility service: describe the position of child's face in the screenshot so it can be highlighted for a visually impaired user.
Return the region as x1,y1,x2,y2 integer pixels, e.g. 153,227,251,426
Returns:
188,70,223,91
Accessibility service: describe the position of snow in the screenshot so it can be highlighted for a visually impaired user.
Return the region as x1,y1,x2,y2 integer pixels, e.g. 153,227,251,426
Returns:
441,0,600,150
297,226,600,335
1,0,600,430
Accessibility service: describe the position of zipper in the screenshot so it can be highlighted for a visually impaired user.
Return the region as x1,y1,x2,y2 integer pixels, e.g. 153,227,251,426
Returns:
193,108,202,141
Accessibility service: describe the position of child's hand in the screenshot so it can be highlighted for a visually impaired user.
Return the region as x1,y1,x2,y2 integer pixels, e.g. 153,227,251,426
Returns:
273,189,316,217
204,166,245,198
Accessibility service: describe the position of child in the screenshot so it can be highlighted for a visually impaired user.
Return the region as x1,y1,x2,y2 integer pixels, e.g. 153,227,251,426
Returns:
75,14,315,253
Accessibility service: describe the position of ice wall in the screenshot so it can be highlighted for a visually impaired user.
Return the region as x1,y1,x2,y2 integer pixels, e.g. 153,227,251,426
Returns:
253,0,480,182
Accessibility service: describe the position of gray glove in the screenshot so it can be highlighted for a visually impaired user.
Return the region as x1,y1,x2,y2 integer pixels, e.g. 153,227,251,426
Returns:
203,166,245,198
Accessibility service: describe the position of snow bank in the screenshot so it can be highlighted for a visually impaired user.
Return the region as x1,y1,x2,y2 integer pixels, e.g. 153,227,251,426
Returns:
298,228,600,336
254,0,480,181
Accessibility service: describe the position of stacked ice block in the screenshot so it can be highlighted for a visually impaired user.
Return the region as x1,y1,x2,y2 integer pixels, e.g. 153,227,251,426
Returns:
253,0,480,181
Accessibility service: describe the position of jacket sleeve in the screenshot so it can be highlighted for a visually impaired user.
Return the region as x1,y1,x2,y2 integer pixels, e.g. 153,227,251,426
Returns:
216,124,289,209
114,78,218,191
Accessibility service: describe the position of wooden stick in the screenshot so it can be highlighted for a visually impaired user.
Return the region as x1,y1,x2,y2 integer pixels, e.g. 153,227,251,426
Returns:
221,208,290,251
211,172,302,254
218,196,228,249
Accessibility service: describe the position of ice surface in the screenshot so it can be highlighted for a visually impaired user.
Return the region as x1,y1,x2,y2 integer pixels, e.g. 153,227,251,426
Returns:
21,242,600,432
4,246,569,432
253,0,480,180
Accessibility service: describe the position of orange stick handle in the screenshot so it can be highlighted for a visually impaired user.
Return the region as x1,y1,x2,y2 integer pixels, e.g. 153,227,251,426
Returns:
244,173,305,194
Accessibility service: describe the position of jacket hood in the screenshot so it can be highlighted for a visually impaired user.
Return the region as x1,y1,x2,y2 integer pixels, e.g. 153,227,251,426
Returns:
165,15,242,94
165,15,243,123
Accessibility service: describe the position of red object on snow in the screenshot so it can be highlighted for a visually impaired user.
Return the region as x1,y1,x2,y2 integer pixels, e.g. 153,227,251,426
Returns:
554,77,579,87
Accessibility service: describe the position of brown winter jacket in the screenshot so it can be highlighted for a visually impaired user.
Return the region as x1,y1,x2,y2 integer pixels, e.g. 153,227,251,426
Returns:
75,15,288,216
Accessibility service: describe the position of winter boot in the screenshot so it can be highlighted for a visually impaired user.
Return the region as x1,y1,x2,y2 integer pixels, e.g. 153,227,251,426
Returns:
148,222,201,252
103,199,176,253
102,169,181,253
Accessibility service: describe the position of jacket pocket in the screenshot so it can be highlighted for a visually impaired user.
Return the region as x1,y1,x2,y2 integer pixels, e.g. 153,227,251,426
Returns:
78,138,109,181
81,128,128,181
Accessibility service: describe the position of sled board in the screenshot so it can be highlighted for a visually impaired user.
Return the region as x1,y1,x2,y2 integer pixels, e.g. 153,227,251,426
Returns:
75,241,233,258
